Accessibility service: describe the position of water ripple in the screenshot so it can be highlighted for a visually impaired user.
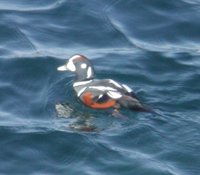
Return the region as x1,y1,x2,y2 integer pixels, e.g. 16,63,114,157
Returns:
0,0,65,12
0,0,200,174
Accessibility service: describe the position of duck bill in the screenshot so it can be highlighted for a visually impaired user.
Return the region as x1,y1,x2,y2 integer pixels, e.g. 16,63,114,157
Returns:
57,65,68,71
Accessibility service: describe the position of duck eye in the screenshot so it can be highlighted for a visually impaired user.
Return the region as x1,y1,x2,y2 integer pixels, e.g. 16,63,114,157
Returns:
81,63,87,69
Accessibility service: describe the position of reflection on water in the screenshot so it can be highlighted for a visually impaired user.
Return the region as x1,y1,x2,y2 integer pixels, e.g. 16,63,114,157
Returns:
55,103,97,132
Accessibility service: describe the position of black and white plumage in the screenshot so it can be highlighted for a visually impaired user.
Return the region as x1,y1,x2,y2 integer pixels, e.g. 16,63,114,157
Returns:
57,55,152,112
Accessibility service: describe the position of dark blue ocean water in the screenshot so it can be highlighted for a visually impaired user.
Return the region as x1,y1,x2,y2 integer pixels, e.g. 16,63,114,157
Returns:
0,0,200,174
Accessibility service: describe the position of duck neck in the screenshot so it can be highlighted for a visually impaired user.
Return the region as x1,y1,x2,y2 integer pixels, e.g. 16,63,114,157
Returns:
75,67,95,81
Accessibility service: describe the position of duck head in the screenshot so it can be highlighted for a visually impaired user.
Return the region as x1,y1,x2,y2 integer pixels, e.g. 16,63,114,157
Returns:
57,55,95,81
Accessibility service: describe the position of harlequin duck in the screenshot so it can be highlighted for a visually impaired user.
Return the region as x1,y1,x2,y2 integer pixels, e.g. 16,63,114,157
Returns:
57,55,152,113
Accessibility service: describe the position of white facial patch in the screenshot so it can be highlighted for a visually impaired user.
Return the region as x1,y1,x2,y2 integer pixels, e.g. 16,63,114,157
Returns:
66,59,76,72
66,55,82,72
122,84,132,93
81,63,87,69
107,91,122,99
87,67,92,79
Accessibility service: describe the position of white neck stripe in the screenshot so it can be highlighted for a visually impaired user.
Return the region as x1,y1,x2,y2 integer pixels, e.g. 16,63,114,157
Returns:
77,87,87,97
88,86,116,91
87,67,92,79
73,80,92,87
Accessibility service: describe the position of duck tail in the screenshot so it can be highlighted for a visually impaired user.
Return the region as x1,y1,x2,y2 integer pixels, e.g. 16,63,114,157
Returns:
120,95,154,113
129,103,153,113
